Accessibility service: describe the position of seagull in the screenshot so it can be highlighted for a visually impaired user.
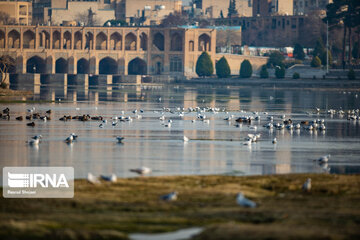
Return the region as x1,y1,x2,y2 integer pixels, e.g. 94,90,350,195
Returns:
243,139,252,145
99,123,104,128
183,136,189,142
112,121,118,126
272,138,277,144
160,191,178,201
100,173,117,183
32,135,43,141
87,173,101,184
130,166,152,176
236,193,256,208
70,133,78,140
116,136,124,143
302,178,311,192
317,154,330,163
159,115,165,121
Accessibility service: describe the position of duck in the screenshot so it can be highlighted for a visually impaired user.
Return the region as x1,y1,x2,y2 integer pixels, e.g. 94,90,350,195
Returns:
116,136,124,143
16,116,23,121
27,122,35,127
28,138,40,145
317,154,330,163
2,107,10,114
272,138,277,144
65,135,74,143
46,109,52,114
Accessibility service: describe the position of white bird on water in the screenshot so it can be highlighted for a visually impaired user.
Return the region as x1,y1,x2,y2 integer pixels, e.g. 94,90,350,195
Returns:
183,136,189,142
236,193,257,208
28,138,40,145
302,178,312,192
65,135,74,143
160,191,178,201
130,166,152,176
87,173,101,184
272,138,277,144
100,173,117,183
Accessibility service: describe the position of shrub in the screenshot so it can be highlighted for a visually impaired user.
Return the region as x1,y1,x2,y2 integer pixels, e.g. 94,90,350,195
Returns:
275,65,285,78
215,56,231,78
0,81,8,89
348,69,356,80
259,65,269,78
196,52,214,77
240,60,253,78
293,43,305,60
267,51,285,68
311,56,321,68
320,50,332,67
292,72,300,79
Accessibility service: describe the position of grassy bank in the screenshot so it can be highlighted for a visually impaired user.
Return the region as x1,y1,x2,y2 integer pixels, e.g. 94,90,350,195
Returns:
0,88,32,97
1,174,360,240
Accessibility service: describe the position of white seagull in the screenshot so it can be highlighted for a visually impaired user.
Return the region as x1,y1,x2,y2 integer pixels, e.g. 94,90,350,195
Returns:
130,166,152,176
183,136,189,142
236,193,257,208
87,173,101,184
317,154,330,163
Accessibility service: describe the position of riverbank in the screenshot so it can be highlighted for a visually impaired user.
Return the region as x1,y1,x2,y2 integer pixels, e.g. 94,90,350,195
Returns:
1,173,359,240
0,88,32,97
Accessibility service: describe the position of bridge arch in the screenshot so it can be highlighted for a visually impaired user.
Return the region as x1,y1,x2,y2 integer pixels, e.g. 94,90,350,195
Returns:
74,31,82,49
85,32,94,50
8,30,20,48
152,32,164,51
170,32,182,51
77,58,89,74
55,58,68,73
198,33,211,51
128,57,147,75
53,31,61,49
26,56,45,73
96,32,107,50
63,31,71,49
0,30,5,48
110,32,122,50
125,32,136,51
99,57,117,74
23,30,35,49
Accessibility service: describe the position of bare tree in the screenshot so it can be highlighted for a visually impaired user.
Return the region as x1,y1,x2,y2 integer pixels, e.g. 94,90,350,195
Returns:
75,8,100,26
0,11,15,25
0,54,15,85
217,29,242,53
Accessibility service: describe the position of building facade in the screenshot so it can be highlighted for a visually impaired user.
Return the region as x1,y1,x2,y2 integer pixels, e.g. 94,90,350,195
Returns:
293,0,332,15
198,0,253,18
0,25,216,77
252,0,293,16
0,0,32,25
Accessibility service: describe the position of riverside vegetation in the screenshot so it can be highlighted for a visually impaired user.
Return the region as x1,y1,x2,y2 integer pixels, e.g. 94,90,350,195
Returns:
0,174,359,240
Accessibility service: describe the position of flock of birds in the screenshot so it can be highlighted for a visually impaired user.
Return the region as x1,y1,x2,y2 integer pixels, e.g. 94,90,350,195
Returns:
1,104,356,206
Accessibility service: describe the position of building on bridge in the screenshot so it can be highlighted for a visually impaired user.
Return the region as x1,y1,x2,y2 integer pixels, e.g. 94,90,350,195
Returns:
0,25,216,79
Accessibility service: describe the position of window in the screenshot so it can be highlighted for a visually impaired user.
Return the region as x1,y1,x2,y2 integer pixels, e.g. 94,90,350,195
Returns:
170,57,182,72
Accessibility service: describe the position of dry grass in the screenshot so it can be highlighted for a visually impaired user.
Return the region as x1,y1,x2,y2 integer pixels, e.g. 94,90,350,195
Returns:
1,174,360,240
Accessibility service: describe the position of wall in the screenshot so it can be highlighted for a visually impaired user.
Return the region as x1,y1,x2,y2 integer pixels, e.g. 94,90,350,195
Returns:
0,1,32,25
201,0,252,18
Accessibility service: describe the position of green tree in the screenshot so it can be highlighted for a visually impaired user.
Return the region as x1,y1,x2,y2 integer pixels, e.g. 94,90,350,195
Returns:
220,10,224,19
311,56,322,67
320,50,332,66
293,43,305,60
348,68,356,80
216,56,231,78
313,38,325,57
259,65,269,78
352,41,359,60
267,51,285,68
227,0,238,18
196,52,214,77
240,59,252,78
275,65,286,78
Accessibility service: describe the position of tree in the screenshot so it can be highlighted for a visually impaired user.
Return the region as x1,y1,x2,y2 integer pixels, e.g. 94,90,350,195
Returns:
196,52,214,77
293,72,300,79
220,10,224,19
240,60,252,78
0,55,15,86
104,19,128,27
227,0,238,18
216,57,231,78
293,43,305,60
320,50,333,66
76,9,100,26
267,51,285,68
275,65,286,78
311,56,322,67
352,41,359,59
313,38,325,57
0,11,15,25
160,12,189,27
259,65,269,78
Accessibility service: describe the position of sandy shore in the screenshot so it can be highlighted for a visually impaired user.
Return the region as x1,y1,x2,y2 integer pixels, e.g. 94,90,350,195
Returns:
1,173,360,240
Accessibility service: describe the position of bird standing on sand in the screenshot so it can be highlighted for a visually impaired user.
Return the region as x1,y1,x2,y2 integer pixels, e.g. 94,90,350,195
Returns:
236,193,257,208
130,166,152,176
302,178,312,192
160,192,178,201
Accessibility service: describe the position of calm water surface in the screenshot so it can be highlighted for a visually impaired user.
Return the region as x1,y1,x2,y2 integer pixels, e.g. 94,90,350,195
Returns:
0,84,359,181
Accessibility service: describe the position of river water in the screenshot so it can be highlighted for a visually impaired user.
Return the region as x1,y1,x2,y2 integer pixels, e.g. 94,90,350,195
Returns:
0,83,359,181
